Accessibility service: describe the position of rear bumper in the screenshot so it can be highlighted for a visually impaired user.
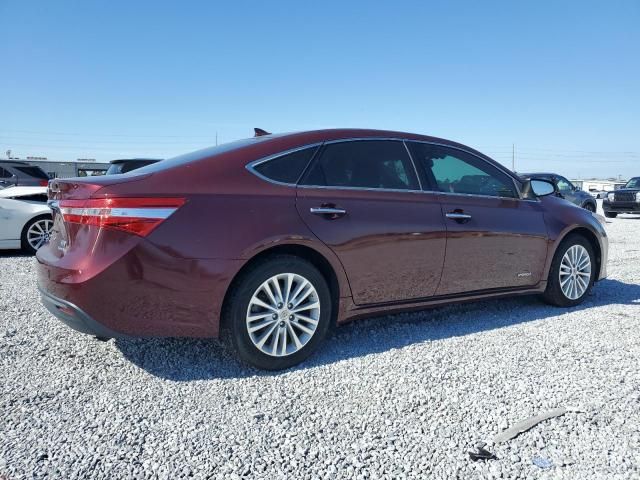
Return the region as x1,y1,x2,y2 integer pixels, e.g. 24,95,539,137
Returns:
39,287,125,338
36,238,244,338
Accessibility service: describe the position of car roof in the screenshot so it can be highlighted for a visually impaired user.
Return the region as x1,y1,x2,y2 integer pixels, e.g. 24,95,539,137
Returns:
217,128,501,165
0,186,48,198
130,128,519,182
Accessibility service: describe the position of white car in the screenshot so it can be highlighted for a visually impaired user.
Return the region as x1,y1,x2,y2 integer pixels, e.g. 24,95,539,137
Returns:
588,189,608,199
0,186,52,254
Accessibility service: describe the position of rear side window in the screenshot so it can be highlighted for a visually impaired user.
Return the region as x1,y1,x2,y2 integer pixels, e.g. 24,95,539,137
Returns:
301,140,419,190
14,166,49,179
0,167,13,178
253,146,319,184
408,142,517,198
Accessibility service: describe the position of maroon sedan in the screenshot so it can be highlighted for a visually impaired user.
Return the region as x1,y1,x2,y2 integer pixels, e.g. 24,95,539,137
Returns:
37,129,608,370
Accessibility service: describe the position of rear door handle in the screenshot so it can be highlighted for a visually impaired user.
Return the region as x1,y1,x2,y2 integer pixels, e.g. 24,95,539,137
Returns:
446,212,472,222
310,206,347,218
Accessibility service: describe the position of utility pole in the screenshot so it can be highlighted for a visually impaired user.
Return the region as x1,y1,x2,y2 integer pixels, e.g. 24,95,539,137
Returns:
215,132,218,146
512,144,515,171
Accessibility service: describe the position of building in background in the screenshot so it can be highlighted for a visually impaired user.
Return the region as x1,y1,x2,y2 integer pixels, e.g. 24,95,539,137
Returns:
571,178,628,193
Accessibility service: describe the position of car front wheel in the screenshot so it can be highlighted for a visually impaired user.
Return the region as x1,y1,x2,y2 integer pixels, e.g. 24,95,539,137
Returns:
604,211,618,218
542,234,595,307
225,255,332,370
583,203,596,212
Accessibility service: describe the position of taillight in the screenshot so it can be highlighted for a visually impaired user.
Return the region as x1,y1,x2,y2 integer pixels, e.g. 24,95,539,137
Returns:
39,180,49,187
59,197,185,237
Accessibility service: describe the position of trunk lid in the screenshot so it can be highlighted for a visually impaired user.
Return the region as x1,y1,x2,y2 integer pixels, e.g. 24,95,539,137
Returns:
46,174,153,259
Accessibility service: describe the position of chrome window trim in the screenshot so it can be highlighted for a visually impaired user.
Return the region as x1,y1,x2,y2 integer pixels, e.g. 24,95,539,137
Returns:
245,143,323,187
246,136,538,202
402,140,423,191
436,191,537,202
296,184,427,195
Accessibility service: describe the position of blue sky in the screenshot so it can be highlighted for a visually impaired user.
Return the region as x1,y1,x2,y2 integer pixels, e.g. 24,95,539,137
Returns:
1,0,638,179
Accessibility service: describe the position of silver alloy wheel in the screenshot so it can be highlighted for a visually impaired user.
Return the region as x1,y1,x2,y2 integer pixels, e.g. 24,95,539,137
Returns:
27,218,53,251
246,273,321,357
559,244,592,300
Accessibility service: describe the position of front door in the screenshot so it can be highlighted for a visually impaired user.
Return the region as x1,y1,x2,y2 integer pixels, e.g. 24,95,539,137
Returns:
296,139,447,305
406,141,549,295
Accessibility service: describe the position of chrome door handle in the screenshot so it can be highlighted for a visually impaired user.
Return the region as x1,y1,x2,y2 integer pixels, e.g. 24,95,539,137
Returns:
310,207,347,216
446,212,472,220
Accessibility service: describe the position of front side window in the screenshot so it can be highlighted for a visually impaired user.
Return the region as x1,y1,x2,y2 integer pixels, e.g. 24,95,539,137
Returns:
555,176,574,193
253,146,319,184
0,167,12,178
301,140,419,190
407,142,518,198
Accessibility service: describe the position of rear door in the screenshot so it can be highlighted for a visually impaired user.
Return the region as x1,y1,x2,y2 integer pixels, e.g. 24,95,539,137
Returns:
406,142,549,295
296,139,446,305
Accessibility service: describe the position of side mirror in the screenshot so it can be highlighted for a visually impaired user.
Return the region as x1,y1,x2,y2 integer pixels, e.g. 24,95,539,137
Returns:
523,179,556,198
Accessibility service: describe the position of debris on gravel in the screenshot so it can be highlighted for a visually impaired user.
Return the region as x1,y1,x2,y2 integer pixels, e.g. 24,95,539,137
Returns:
1,211,639,479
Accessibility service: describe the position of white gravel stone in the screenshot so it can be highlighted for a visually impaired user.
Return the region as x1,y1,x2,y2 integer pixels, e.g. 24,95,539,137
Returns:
1,206,639,479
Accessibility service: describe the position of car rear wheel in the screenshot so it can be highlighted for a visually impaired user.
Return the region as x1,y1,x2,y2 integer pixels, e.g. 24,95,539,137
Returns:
604,211,618,218
583,203,596,212
21,215,53,254
542,234,595,307
225,255,332,370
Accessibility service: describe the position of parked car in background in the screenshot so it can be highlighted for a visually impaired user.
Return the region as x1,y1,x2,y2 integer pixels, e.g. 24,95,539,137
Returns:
519,172,597,212
37,129,608,370
587,188,608,199
0,161,50,188
603,177,640,218
0,186,52,254
106,158,161,175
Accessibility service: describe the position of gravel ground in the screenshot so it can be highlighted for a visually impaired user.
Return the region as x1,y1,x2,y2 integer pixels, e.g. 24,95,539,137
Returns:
1,205,640,479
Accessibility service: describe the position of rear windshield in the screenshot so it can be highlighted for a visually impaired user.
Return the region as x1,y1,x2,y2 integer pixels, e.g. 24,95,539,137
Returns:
132,136,278,175
14,166,50,179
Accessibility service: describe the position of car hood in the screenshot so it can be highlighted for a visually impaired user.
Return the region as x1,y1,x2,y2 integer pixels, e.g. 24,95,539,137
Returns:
0,186,48,198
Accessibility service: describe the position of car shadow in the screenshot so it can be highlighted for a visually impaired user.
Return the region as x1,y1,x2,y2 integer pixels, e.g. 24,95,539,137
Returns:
114,278,640,381
0,249,31,258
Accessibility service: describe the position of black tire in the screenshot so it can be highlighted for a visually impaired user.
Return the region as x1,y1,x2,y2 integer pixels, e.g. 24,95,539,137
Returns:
604,211,618,218
583,202,596,213
21,215,52,255
542,234,595,307
224,255,332,370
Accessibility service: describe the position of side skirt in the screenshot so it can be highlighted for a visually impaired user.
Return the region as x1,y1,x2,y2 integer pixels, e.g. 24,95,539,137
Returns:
337,283,547,324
